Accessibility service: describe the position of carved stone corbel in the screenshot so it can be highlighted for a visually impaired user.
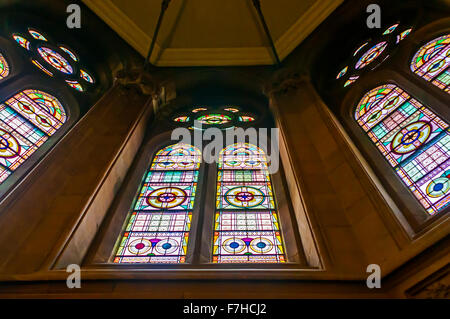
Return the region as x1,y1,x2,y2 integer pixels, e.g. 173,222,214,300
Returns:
263,68,307,97
114,68,162,100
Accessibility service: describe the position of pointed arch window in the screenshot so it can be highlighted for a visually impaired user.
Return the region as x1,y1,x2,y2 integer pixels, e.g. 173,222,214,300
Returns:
355,84,449,215
213,143,286,263
0,89,67,184
113,143,202,264
101,105,305,268
411,34,450,93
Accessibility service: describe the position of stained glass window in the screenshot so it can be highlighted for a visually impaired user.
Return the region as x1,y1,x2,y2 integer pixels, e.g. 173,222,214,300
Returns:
12,34,31,50
31,60,53,77
344,75,359,87
238,116,255,122
355,41,388,69
174,116,190,123
192,107,207,113
383,23,399,35
28,29,48,41
336,66,348,79
197,114,232,125
396,29,412,43
224,107,240,113
354,42,369,56
59,46,78,62
37,47,74,75
411,34,450,93
80,69,94,83
213,143,286,263
65,80,83,92
355,84,449,215
0,89,66,184
11,27,95,91
114,143,201,264
0,54,9,80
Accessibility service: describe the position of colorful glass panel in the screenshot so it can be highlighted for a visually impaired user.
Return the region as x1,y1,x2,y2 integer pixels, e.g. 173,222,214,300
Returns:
65,80,83,92
0,90,65,185
174,116,190,123
356,84,449,215
37,47,73,74
336,66,348,79
12,34,31,50
80,69,94,83
114,143,201,264
192,107,207,113
224,107,240,113
353,42,369,56
213,143,286,263
383,23,399,35
59,46,78,62
31,60,53,77
344,75,359,87
4,90,66,135
196,114,231,125
0,54,9,80
28,29,48,41
396,29,412,43
238,116,255,122
355,41,388,69
411,34,450,93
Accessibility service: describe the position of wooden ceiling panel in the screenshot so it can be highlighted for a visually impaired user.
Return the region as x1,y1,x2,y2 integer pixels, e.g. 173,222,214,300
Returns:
83,0,343,66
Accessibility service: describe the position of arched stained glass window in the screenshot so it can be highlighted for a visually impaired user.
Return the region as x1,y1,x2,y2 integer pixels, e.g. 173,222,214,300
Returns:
0,89,66,184
355,84,449,215
113,143,202,264
411,34,450,93
213,143,286,263
0,53,10,80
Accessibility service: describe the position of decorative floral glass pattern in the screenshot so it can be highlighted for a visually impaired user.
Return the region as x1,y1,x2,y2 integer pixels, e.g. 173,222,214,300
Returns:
213,143,286,263
0,90,66,184
411,34,450,93
355,84,449,215
114,143,201,264
0,54,9,80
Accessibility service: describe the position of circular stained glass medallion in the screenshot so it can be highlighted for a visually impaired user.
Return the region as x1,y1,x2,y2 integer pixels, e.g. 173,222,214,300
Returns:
196,114,231,125
37,46,73,74
355,42,388,69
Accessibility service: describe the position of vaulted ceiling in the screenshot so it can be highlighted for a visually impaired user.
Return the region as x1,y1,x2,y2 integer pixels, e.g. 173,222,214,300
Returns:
83,0,343,67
